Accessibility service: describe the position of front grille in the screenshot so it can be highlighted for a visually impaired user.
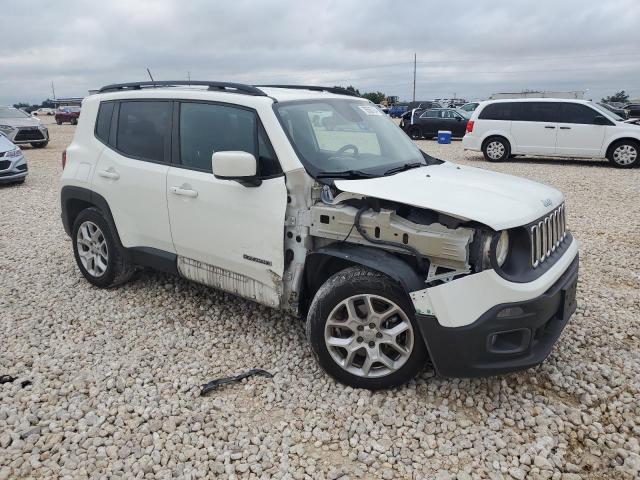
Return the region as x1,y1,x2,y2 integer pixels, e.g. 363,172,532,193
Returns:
0,160,10,170
14,128,45,142
530,204,567,268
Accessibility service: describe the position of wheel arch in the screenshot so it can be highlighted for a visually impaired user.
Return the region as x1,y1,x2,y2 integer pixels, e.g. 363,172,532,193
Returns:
61,186,122,246
481,133,512,151
299,243,425,317
605,136,640,158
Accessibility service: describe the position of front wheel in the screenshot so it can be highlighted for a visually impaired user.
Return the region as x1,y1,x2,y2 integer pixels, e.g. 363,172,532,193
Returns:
306,267,427,389
408,126,422,140
31,141,48,148
482,137,511,162
607,140,639,168
72,208,134,288
56,118,62,125
71,118,78,125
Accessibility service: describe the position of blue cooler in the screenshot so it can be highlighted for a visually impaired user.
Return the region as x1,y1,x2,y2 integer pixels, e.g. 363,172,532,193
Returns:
438,130,452,144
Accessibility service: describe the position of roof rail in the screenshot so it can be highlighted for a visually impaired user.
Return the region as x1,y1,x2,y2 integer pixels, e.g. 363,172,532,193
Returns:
98,81,267,96
256,85,360,97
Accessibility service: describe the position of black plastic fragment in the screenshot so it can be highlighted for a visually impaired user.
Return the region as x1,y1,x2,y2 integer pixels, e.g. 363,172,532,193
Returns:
200,369,273,396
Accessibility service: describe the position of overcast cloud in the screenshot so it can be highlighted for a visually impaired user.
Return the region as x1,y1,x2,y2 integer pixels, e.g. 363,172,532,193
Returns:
1,0,639,105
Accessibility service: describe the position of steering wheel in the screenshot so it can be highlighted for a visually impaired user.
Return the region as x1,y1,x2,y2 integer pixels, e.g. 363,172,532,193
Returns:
335,144,359,157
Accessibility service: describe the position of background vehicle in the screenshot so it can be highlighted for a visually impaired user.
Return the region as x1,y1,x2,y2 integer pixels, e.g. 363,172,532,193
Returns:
32,107,55,116
623,103,640,119
401,108,469,139
460,102,480,112
389,104,408,117
376,104,390,114
462,99,640,168
0,133,28,184
60,81,579,389
0,106,49,148
599,103,628,119
55,106,81,125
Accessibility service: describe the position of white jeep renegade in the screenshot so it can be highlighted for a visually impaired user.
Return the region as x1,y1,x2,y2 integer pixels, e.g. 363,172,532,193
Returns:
60,81,579,389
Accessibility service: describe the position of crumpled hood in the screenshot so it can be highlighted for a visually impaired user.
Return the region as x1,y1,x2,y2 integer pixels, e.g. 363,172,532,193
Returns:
334,162,564,230
0,116,42,128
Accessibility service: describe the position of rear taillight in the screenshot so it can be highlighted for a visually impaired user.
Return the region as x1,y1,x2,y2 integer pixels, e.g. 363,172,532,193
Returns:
62,150,67,169
466,120,474,133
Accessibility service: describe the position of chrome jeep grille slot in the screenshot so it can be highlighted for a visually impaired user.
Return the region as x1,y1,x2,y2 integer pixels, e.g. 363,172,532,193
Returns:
530,204,566,268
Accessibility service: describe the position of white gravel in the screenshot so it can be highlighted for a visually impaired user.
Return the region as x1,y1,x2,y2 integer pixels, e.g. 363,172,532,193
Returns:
1,119,639,479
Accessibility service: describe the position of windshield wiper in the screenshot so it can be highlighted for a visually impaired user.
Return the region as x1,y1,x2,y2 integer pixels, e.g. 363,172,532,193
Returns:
383,162,424,176
316,170,377,179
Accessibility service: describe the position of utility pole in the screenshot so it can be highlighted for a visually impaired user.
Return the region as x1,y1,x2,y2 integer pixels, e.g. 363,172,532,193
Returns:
51,81,56,100
412,53,416,102
187,71,191,83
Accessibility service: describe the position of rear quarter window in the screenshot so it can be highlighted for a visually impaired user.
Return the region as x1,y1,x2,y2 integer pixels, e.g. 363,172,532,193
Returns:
478,103,513,120
95,102,115,144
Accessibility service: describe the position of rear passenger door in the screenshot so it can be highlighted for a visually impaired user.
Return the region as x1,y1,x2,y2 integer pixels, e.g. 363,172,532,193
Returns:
91,100,174,253
555,103,608,157
510,102,558,155
166,101,287,308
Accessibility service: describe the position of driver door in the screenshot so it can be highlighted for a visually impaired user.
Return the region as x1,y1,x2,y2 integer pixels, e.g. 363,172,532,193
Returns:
166,101,287,308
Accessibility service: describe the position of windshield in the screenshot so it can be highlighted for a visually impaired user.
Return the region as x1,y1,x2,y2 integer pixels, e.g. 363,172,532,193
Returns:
592,102,623,121
0,107,31,119
275,99,427,178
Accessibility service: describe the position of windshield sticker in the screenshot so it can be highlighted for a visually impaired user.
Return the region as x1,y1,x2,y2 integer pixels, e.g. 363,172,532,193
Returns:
358,105,383,116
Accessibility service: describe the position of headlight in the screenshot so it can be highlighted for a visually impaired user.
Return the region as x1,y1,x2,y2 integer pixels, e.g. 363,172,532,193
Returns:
5,147,22,158
0,125,15,134
483,230,510,268
495,230,509,267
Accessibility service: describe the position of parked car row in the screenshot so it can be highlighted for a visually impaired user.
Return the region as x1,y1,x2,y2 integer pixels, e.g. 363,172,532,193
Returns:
400,108,470,139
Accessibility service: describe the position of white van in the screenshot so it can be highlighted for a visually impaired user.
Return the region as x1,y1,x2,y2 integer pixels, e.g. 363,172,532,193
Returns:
462,98,640,168
60,81,579,389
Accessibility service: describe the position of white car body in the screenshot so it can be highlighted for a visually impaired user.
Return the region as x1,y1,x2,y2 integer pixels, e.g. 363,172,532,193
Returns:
0,106,49,146
60,83,579,380
0,133,28,183
33,108,55,116
462,98,640,162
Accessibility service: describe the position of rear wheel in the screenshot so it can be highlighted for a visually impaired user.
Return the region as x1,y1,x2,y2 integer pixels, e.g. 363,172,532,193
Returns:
408,126,422,140
482,136,510,162
72,208,134,288
306,267,427,389
71,118,78,125
607,140,639,168
56,118,62,125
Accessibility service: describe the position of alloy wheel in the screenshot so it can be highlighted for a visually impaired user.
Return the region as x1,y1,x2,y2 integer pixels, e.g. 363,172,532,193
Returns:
613,144,637,166
486,141,505,160
324,294,414,378
76,221,109,277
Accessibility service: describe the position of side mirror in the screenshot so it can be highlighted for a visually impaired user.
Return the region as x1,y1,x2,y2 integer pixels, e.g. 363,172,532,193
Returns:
593,115,610,126
212,151,261,187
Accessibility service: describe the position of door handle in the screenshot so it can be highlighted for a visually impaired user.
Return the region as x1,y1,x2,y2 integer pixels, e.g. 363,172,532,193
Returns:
170,186,198,198
559,126,571,130
544,125,556,129
98,169,120,180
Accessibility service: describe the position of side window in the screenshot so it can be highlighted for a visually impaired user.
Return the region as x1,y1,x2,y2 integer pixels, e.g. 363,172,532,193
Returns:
518,102,558,122
179,102,282,176
478,102,513,120
560,103,600,124
117,101,171,162
425,110,439,118
95,102,114,144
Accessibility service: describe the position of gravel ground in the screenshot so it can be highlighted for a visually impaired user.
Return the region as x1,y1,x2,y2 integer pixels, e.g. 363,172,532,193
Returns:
1,118,639,480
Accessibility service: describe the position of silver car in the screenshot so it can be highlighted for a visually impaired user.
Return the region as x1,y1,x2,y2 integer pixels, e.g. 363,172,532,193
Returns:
0,106,49,148
0,133,28,184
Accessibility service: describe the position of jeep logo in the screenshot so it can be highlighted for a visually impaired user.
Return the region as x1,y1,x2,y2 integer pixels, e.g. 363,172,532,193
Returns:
541,198,553,207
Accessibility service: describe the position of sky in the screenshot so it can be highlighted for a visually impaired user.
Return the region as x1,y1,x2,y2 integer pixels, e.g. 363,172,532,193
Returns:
1,0,639,105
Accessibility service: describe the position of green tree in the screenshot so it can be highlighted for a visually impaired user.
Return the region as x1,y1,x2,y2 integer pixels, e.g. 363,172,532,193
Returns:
334,85,361,96
361,91,386,104
602,91,629,104
13,102,30,109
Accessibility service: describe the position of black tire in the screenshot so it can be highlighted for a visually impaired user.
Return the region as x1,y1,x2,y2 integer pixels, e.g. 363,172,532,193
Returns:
14,178,26,185
306,267,427,389
71,118,78,125
408,126,422,140
482,136,511,162
607,140,640,168
31,141,48,149
72,207,134,288
56,119,62,125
